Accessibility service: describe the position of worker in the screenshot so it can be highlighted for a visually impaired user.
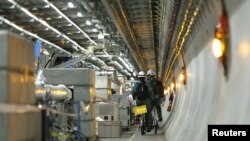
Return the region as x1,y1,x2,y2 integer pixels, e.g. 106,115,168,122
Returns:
146,69,164,122
131,71,153,132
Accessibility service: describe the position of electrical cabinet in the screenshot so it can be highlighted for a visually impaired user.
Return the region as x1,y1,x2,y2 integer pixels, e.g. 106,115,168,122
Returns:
98,121,121,138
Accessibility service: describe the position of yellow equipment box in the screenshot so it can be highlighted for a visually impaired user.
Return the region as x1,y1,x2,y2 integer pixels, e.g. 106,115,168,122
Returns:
133,105,147,115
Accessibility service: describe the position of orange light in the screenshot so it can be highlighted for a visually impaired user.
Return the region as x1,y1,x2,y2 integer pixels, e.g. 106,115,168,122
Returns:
212,38,224,58
171,82,175,90
179,73,185,82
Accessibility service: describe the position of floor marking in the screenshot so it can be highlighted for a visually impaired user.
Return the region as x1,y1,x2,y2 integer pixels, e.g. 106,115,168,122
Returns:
128,128,138,141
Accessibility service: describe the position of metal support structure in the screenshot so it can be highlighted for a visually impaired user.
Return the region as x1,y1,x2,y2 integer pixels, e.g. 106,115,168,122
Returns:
77,101,81,141
101,0,147,71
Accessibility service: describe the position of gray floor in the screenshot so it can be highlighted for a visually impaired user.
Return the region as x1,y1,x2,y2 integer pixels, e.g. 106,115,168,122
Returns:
98,128,166,141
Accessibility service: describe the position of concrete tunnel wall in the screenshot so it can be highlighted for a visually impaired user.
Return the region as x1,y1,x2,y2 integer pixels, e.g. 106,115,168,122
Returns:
160,0,250,141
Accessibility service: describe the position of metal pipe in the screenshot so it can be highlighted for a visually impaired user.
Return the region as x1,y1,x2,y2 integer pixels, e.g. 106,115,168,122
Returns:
112,56,133,73
96,71,113,76
53,54,90,68
35,84,72,101
77,0,93,13
101,0,146,71
85,56,107,69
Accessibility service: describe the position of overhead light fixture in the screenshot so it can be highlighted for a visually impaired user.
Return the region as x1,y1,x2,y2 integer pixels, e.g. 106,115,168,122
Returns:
212,38,224,58
42,0,97,46
98,33,104,39
92,28,98,32
212,5,230,79
77,12,83,17
103,33,110,36
43,5,50,8
0,16,71,55
171,78,176,91
179,73,185,82
179,66,187,85
171,82,175,90
133,72,137,77
86,20,92,25
72,46,78,51
32,7,38,11
68,2,74,8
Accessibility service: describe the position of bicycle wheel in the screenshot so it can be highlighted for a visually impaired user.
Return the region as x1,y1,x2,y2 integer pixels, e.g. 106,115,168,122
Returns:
153,118,158,134
140,115,145,135
154,125,158,134
141,126,145,135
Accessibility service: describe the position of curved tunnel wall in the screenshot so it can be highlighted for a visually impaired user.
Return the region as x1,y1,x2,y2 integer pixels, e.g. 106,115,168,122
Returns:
162,0,250,141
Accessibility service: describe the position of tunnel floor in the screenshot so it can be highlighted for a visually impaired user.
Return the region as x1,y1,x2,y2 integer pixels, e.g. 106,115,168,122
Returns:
98,127,166,141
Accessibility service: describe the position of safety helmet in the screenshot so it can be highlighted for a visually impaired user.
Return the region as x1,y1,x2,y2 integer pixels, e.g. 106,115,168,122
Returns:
147,69,155,76
138,71,146,78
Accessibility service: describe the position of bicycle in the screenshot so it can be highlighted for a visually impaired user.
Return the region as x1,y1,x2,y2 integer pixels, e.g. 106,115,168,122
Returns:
140,114,146,135
151,106,159,134
139,106,158,135
132,104,147,135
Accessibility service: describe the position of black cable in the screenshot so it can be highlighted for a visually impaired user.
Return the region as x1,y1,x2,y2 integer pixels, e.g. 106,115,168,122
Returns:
44,52,56,68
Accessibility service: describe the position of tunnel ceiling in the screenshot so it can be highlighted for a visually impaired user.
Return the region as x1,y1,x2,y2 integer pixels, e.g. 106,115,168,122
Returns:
122,0,160,72
0,0,140,75
0,0,195,80
101,0,162,73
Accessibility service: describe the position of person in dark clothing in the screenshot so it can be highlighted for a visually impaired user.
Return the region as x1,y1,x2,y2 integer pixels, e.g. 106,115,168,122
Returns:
131,71,153,132
146,69,164,122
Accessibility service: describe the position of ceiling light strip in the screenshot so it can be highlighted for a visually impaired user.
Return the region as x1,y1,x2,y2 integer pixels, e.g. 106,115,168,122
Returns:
42,1,129,73
43,0,136,75
103,51,134,74
43,0,97,45
118,57,133,72
7,0,86,53
40,0,132,75
0,16,71,55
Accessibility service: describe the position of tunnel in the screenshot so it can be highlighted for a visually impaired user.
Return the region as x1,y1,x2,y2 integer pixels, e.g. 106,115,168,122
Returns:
0,0,250,141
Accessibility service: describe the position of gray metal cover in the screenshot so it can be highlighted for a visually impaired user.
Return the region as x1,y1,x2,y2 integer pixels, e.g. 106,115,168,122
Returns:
43,68,95,86
74,86,96,103
79,120,96,137
0,70,36,103
98,121,121,138
0,31,34,70
95,75,111,89
95,88,111,101
119,107,130,127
